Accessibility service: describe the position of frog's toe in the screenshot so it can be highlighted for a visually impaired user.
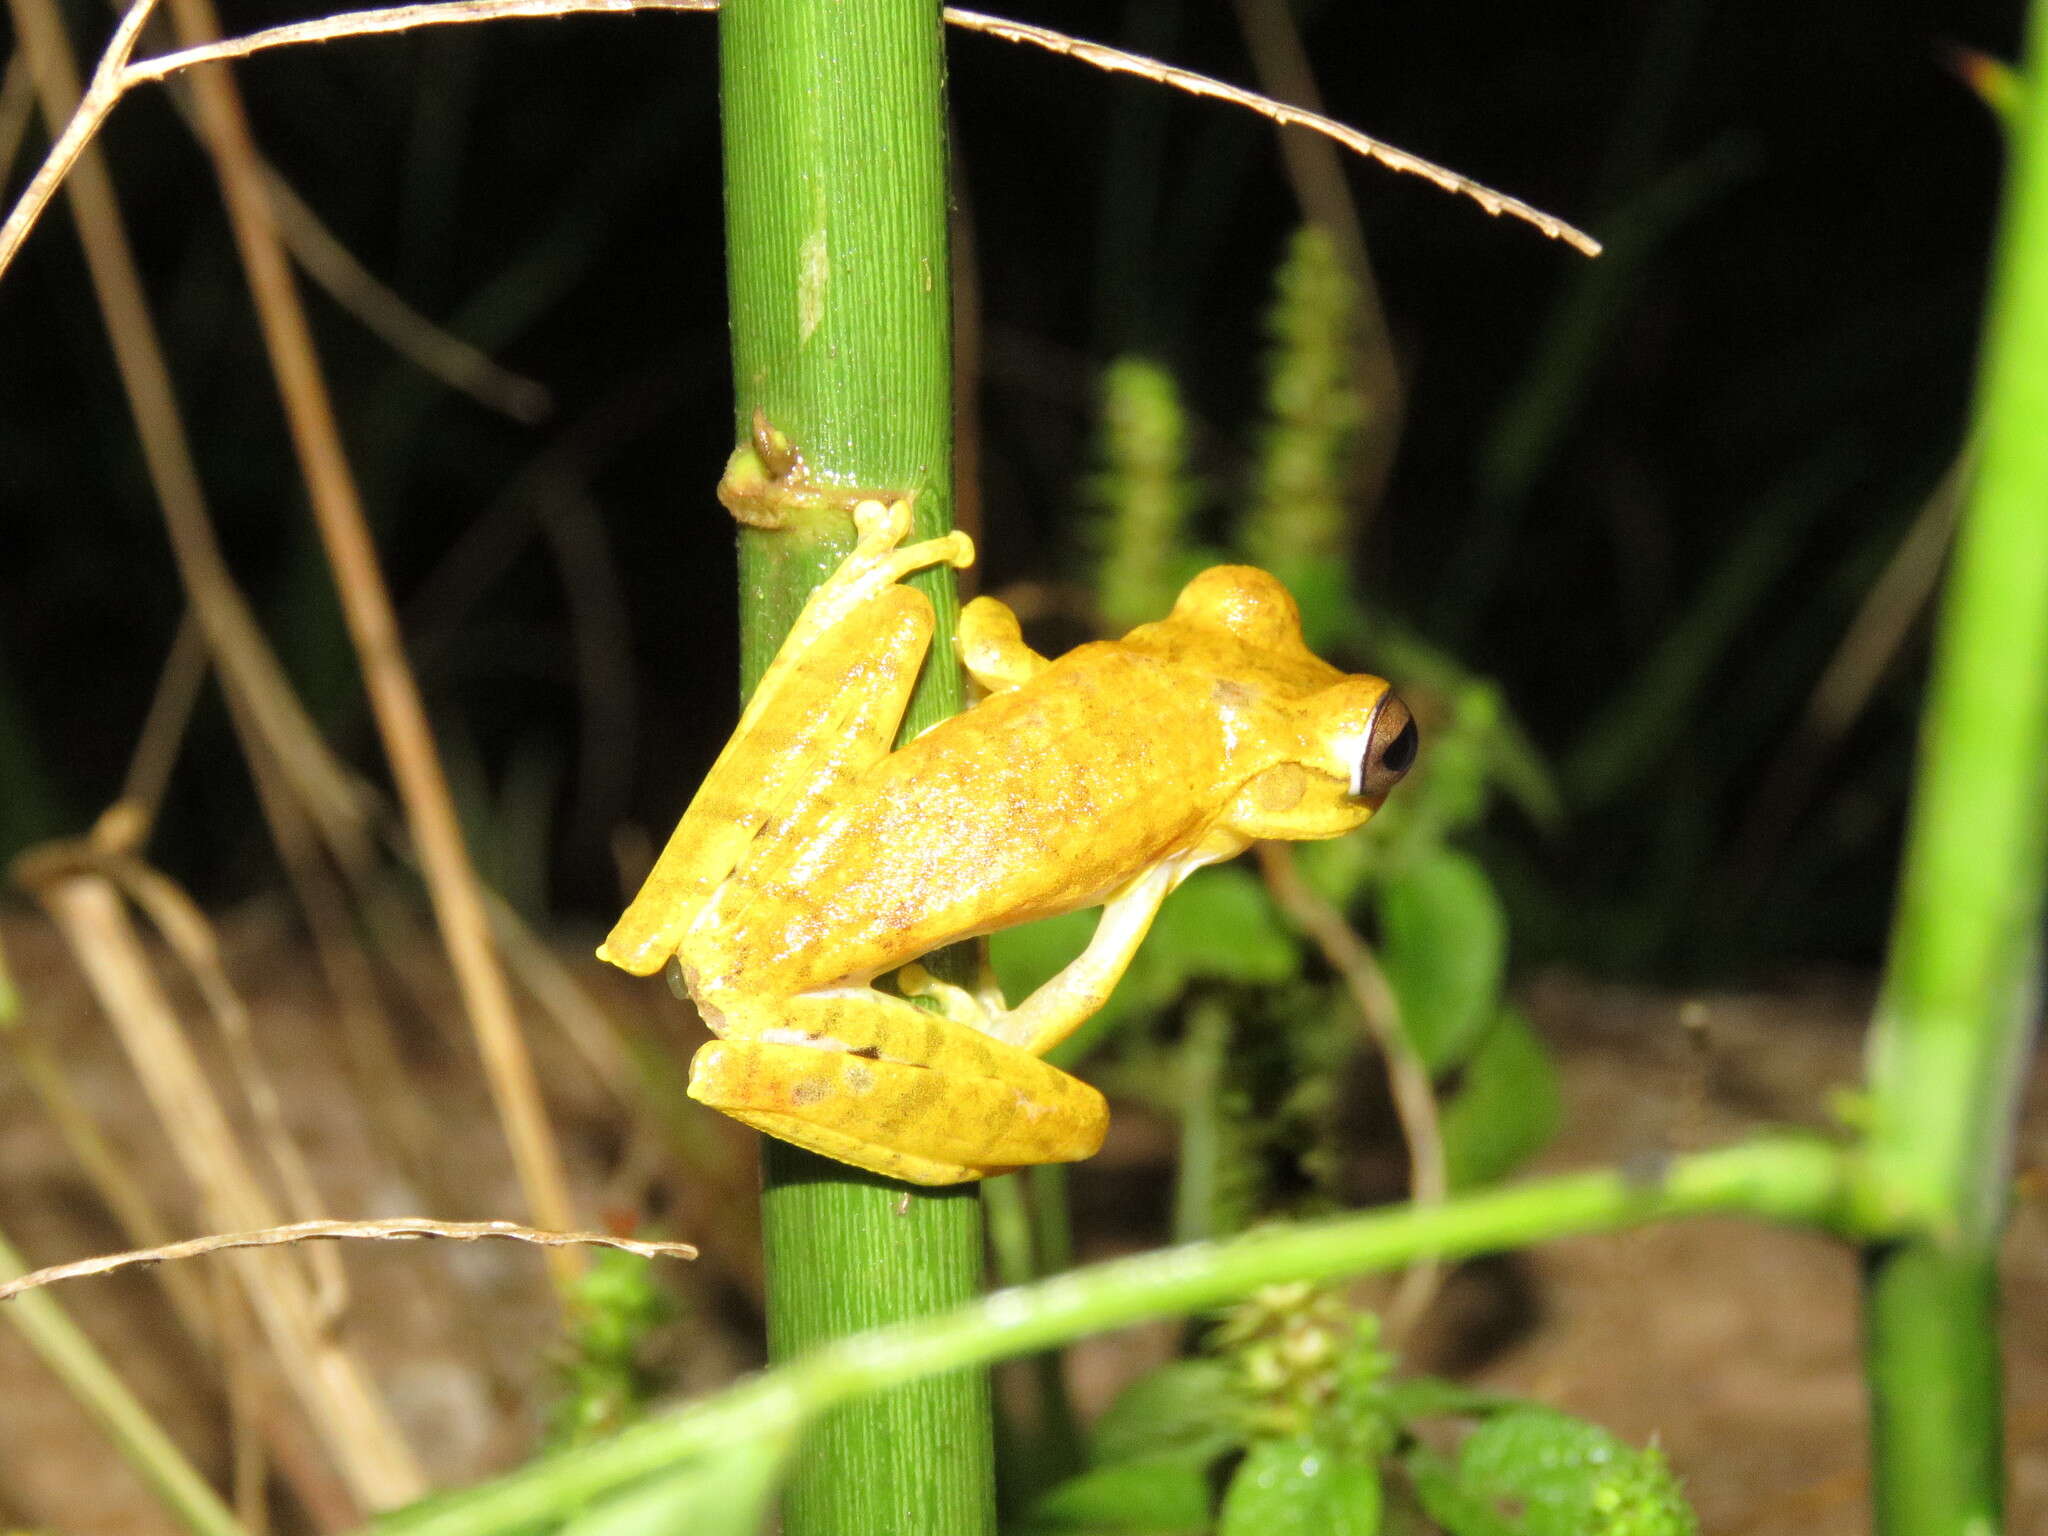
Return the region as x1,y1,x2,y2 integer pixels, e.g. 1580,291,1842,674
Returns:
851,497,914,550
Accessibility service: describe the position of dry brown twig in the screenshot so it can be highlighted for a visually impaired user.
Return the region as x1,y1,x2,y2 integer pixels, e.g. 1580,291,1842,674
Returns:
1256,842,1448,1339
1226,0,1404,527
256,166,553,422
105,846,352,1313
0,49,36,181
0,1219,698,1303
18,862,429,1507
149,0,583,1289
0,0,1599,282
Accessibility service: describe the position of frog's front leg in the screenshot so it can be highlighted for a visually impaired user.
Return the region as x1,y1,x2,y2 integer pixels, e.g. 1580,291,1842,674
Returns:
600,499,971,976
957,595,1049,695
687,985,1109,1185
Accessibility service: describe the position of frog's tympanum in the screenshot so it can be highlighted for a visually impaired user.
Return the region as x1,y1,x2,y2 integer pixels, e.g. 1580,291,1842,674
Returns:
599,499,1417,1184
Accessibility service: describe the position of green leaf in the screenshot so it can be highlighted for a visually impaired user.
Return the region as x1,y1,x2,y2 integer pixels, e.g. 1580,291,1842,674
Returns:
1216,1436,1381,1536
1090,1359,1245,1469
1456,1408,1701,1536
991,908,1100,1014
1153,866,1300,986
1376,849,1507,1073
1369,1376,1521,1425
1402,1446,1520,1536
1023,1458,1214,1534
1440,1008,1563,1191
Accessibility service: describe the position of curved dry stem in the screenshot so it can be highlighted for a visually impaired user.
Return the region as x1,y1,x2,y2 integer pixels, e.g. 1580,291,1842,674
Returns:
948,8,1600,256
1257,842,1448,1338
0,0,1597,283
155,0,580,1287
0,1219,697,1303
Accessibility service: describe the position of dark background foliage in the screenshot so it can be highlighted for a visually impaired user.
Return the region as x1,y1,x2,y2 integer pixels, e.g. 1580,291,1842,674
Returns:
0,0,2023,975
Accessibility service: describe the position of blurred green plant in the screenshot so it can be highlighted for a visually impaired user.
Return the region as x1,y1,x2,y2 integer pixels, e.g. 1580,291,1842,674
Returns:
375,5,2043,1531
375,1139,1843,1536
545,1246,677,1451
1021,1283,1697,1536
994,223,1563,1238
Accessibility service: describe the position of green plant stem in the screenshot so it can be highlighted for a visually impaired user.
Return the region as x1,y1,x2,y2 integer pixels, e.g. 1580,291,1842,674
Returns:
0,1229,247,1536
380,1136,1854,1536
719,4,992,1535
1859,2,2048,1529
1863,1245,2004,1535
981,1175,1085,1501
1172,998,1233,1244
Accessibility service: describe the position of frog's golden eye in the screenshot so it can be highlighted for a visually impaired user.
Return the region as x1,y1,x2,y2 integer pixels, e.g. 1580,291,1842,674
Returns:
1350,693,1418,800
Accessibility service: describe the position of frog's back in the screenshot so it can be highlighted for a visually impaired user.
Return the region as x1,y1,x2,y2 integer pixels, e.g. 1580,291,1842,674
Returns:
702,645,1238,991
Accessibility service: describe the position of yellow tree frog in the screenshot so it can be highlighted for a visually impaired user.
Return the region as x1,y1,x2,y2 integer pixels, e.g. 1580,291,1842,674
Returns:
598,498,1417,1184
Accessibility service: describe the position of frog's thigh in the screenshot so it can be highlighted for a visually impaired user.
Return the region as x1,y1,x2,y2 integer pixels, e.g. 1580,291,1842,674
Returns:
601,584,936,974
726,583,938,855
688,994,1108,1183
958,595,1049,694
708,575,940,812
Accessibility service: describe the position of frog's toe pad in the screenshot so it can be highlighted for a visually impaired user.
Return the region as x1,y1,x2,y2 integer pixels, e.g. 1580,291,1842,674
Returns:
688,1039,1106,1184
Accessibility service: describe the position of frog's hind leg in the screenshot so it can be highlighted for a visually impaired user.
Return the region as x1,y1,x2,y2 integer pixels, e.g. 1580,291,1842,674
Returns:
687,992,1109,1184
599,501,970,976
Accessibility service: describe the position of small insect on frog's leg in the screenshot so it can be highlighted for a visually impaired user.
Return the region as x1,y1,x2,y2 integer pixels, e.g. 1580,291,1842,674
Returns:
993,860,1188,1057
957,595,1049,696
896,962,990,1028
895,957,1015,1033
688,989,1109,1184
599,499,972,976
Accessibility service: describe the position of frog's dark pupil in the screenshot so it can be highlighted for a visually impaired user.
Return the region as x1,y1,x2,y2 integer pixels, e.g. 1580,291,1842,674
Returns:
1381,718,1419,775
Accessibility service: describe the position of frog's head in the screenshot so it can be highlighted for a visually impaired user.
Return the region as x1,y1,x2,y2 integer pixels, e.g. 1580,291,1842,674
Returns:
1220,677,1417,840
1137,566,1342,696
1152,568,1417,840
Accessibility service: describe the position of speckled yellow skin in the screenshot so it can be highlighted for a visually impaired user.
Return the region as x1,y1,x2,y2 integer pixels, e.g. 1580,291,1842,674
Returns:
598,499,1411,1184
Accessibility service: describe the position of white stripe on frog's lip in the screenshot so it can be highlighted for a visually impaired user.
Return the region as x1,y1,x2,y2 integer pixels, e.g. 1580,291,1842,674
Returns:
1347,692,1396,797
1344,728,1374,797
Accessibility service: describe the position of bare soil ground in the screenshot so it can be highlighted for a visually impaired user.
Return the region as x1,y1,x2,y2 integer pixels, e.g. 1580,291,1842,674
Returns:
0,914,2039,1534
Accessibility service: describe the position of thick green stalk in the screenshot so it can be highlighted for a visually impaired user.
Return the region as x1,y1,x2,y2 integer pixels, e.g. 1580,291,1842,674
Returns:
1861,3,2048,1529
719,5,993,1536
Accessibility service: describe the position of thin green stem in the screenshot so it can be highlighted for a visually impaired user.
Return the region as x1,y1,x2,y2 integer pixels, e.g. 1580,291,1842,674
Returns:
1863,0,2048,1247
982,1173,1036,1291
1172,998,1233,1244
981,1175,1085,1497
1859,2,2048,1528
1026,1163,1075,1274
718,3,990,1535
379,1136,1855,1536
